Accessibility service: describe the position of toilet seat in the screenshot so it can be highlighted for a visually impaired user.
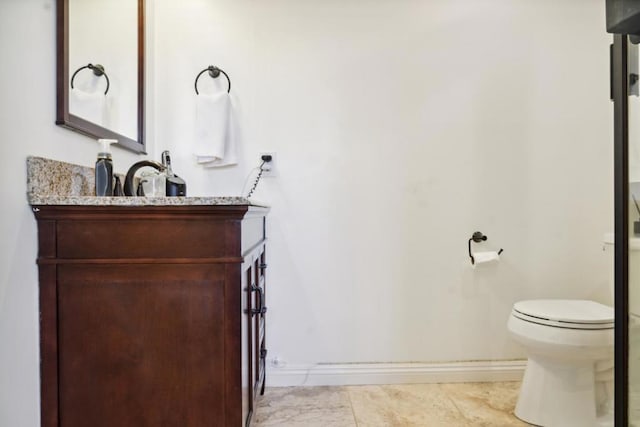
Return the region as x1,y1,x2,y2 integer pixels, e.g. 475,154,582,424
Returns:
512,299,614,330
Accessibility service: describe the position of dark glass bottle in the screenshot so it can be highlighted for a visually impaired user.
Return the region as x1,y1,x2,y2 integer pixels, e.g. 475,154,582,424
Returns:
113,175,124,196
95,139,116,196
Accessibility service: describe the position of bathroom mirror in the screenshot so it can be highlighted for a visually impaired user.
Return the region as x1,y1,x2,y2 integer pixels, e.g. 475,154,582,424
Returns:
56,0,145,154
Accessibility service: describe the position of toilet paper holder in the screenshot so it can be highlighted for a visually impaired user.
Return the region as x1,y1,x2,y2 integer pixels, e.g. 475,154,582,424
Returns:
468,231,504,265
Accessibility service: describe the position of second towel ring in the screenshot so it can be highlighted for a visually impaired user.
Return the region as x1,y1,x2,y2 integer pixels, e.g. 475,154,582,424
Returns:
70,63,110,95
194,65,231,95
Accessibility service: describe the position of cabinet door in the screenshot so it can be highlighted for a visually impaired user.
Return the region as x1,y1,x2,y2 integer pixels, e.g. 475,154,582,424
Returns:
255,248,267,397
242,246,267,426
241,260,254,425
57,263,227,427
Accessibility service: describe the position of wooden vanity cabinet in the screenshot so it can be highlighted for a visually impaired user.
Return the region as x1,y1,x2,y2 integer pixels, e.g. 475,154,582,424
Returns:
32,204,268,427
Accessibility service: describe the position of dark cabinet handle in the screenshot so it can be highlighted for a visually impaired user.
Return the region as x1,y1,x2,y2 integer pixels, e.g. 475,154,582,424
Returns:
251,285,268,316
259,263,268,271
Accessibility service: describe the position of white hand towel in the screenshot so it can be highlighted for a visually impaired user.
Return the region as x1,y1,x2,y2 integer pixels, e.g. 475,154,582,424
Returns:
203,105,238,168
69,87,107,126
194,92,237,167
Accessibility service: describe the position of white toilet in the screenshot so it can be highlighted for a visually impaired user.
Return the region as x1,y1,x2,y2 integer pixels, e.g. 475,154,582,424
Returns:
507,236,617,427
508,300,614,427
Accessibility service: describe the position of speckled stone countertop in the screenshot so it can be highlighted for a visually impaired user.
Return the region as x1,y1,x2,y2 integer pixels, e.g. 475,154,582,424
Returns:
27,156,262,207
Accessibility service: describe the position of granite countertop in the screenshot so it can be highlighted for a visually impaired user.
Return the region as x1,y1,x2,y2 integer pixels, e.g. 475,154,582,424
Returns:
28,194,255,206
26,156,266,207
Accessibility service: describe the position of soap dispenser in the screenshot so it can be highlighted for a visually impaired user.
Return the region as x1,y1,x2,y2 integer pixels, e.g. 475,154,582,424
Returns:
95,139,117,196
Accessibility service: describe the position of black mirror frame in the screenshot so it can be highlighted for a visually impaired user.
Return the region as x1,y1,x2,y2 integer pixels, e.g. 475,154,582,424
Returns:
55,0,146,154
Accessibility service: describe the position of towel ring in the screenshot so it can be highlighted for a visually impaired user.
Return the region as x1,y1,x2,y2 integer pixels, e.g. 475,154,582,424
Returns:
70,63,110,95
194,65,231,95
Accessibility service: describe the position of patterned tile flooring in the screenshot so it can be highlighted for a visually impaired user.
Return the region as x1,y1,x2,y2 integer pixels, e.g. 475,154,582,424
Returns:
253,382,531,426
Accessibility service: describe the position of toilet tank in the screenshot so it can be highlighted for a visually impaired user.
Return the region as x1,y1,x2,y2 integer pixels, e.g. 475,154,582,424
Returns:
604,233,640,316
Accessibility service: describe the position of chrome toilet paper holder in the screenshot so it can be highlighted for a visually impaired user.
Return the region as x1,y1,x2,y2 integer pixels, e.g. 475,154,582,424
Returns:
468,231,504,265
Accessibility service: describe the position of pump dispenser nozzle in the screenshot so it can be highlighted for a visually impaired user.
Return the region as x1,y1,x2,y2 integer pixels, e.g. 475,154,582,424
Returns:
98,139,117,159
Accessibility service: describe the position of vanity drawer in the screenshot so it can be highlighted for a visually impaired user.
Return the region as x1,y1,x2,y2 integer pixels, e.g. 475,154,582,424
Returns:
56,219,229,259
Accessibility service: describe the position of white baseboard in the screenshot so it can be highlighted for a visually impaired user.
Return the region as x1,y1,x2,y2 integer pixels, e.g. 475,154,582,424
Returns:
266,360,526,387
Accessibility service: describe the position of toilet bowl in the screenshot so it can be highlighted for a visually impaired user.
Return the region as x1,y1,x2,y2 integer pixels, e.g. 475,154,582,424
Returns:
508,234,640,426
506,234,632,426
508,299,614,427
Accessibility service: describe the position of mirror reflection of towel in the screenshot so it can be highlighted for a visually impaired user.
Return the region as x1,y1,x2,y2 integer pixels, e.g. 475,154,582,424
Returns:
194,92,238,168
70,88,108,126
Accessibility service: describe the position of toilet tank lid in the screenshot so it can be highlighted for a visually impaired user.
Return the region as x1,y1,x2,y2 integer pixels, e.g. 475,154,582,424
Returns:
513,299,614,324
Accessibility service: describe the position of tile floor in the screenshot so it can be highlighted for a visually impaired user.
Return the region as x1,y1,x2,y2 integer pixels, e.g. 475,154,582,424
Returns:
253,382,530,426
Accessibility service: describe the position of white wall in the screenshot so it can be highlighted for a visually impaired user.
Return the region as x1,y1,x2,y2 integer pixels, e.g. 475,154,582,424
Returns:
154,0,613,372
0,1,149,425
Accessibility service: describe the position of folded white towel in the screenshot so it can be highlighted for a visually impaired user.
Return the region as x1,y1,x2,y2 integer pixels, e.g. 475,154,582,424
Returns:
194,92,238,167
69,87,107,126
204,103,239,168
